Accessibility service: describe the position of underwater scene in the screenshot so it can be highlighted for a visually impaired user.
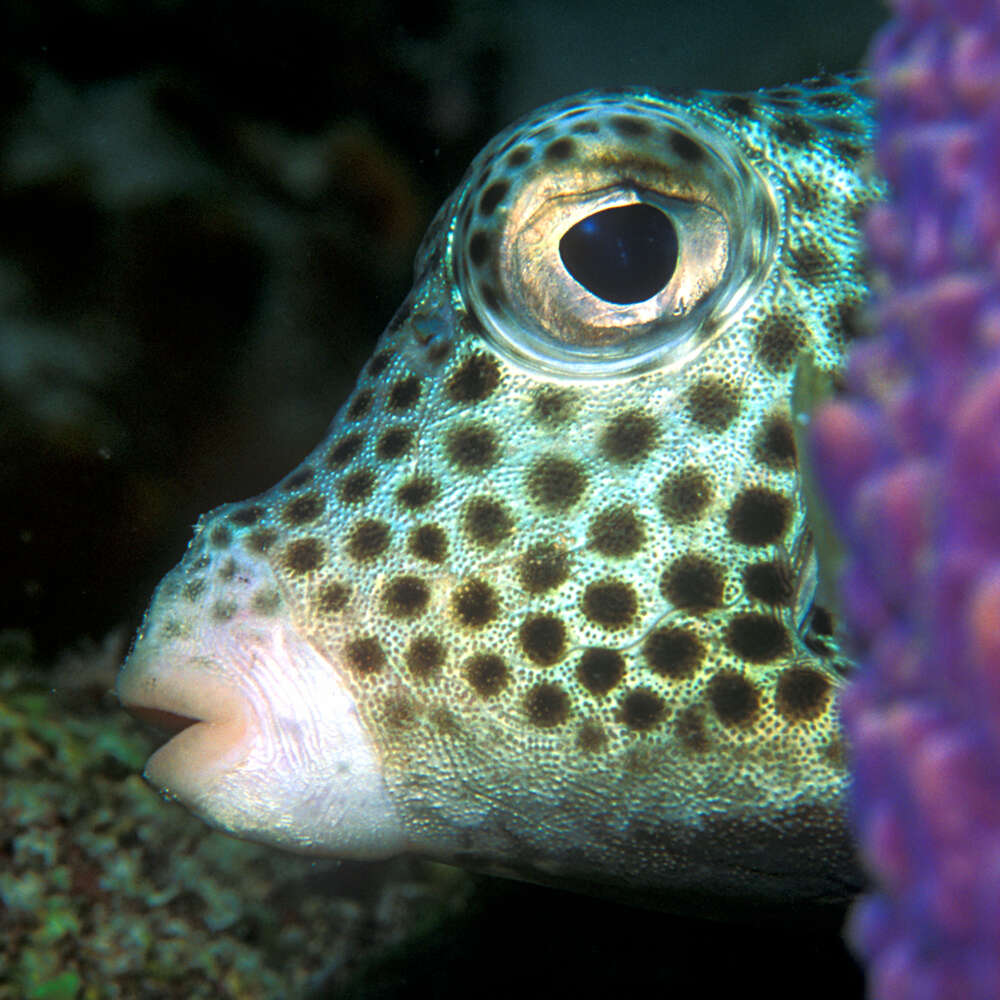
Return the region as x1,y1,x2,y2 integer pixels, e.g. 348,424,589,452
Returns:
5,0,998,997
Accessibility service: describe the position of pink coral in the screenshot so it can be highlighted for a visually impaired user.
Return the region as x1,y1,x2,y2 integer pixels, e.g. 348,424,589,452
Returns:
813,1,1000,997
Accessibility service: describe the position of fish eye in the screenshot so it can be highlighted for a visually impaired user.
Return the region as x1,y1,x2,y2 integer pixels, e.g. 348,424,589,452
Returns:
450,92,779,379
558,203,678,305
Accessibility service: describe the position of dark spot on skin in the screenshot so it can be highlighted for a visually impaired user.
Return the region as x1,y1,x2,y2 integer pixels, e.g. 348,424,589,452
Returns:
388,376,421,411
346,636,385,676
725,614,790,662
836,299,867,341
383,575,430,618
339,468,376,504
217,557,236,580
526,456,586,511
577,647,625,695
817,114,864,136
774,115,817,145
659,466,714,523
727,487,791,546
708,670,760,727
251,590,281,615
283,468,314,491
182,578,205,601
824,738,846,768
599,409,659,464
588,506,645,557
212,600,236,621
675,706,709,752
397,476,437,510
582,579,637,630
407,635,444,679
466,653,508,696
814,91,853,109
742,560,794,605
519,615,567,666
469,231,490,267
661,554,724,613
447,353,501,404
376,428,413,460
668,130,704,162
790,244,833,283
426,338,452,365
284,537,324,574
446,424,500,472
347,519,390,562
284,492,324,525
209,525,231,548
686,378,740,431
545,137,575,160
718,95,754,117
755,314,805,373
409,524,447,563
776,666,832,722
328,433,364,467
571,120,600,135
525,683,570,726
381,692,415,729
347,390,373,421
642,627,703,679
755,415,797,470
578,721,608,751
453,578,498,627
247,528,276,553
518,542,570,594
788,181,822,213
463,497,513,547
479,180,510,216
531,386,575,426
620,688,665,731
611,115,650,137
811,605,835,636
805,634,832,656
229,505,265,526
833,139,865,162
507,146,532,167
318,581,350,614
368,350,393,377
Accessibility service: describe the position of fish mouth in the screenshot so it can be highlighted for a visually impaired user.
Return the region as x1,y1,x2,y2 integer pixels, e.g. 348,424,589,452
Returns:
115,615,408,857
128,705,199,738
116,661,254,803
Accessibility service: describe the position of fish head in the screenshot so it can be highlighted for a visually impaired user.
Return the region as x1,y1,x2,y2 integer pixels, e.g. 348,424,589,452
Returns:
118,75,882,908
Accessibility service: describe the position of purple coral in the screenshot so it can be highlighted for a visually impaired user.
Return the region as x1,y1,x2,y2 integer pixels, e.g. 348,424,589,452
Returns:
811,1,1000,997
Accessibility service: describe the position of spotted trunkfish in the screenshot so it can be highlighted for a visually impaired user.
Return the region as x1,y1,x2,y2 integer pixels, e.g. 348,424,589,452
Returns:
117,71,884,914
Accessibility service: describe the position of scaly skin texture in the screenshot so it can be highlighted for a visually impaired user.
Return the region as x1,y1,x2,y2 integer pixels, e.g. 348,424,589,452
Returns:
117,73,885,913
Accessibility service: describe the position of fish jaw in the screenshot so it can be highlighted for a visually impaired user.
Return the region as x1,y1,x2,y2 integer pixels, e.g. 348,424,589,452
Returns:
117,554,406,858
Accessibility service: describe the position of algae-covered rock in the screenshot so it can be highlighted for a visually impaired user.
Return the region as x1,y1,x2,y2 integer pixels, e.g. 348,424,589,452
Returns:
0,635,471,999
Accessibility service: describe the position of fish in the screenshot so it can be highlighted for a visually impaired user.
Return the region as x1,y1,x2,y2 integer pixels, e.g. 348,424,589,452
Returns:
116,72,885,915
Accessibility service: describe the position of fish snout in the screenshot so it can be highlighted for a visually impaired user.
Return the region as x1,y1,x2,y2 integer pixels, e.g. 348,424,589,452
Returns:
116,518,406,858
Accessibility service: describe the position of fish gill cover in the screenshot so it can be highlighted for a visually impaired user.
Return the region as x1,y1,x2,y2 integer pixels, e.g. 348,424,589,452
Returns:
812,0,1000,996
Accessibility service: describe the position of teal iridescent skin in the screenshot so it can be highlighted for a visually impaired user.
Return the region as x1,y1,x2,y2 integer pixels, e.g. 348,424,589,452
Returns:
117,74,884,913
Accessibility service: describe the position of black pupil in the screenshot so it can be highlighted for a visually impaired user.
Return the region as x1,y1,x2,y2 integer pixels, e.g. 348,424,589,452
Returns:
558,203,678,305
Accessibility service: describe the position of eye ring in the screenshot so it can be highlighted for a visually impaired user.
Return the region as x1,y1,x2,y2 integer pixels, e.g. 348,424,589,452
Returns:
451,92,779,381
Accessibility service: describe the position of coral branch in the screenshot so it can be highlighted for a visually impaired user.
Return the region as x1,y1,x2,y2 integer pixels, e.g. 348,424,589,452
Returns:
814,2,1000,996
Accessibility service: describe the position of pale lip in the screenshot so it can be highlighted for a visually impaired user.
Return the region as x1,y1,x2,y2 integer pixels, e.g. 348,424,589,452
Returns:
116,657,254,802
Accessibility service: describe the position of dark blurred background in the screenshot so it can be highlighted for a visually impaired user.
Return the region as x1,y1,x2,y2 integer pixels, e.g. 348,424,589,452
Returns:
0,0,884,659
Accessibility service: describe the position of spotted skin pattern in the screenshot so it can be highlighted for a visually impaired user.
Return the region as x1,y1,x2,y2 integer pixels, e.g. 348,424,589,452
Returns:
119,72,884,911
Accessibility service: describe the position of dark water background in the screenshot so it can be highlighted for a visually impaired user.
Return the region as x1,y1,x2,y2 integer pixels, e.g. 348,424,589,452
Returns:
1,1,884,996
